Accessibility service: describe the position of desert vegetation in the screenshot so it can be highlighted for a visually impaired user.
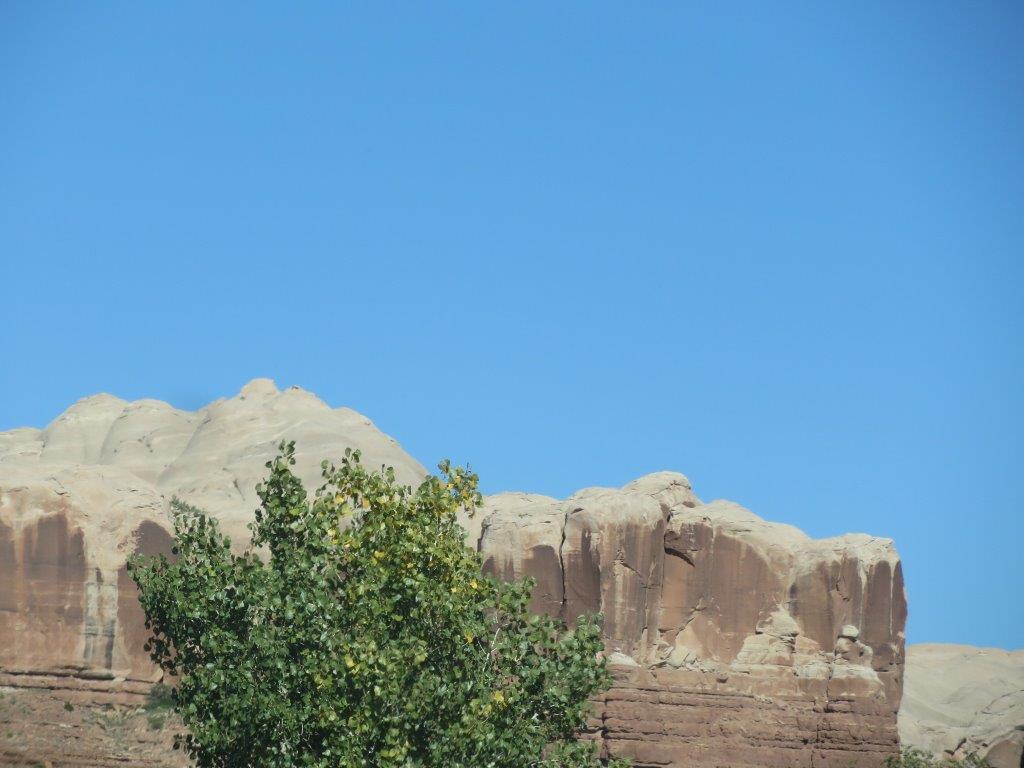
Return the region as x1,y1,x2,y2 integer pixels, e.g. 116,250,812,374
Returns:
885,748,992,768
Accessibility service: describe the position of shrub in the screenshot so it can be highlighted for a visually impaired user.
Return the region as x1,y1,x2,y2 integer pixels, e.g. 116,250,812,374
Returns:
885,748,992,768
145,682,174,711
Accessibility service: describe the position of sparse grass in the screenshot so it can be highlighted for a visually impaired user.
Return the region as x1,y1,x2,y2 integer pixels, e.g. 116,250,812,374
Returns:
140,682,174,731
89,707,129,731
885,748,991,768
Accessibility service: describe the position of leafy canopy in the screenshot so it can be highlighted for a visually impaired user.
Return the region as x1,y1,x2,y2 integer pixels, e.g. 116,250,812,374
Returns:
129,443,626,768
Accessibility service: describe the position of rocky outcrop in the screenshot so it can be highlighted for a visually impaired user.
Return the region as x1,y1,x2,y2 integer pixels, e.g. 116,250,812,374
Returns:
0,380,425,697
480,475,907,767
0,381,907,766
900,644,1024,768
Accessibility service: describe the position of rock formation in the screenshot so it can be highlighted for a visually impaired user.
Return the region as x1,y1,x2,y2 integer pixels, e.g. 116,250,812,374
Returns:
900,644,1024,768
0,380,424,703
0,380,908,767
479,476,906,767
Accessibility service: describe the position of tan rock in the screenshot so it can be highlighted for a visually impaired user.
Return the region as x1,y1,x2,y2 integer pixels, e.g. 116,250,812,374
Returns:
900,643,1024,768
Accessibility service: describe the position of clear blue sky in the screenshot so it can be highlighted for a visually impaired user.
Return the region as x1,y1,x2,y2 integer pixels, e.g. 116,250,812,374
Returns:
2,3,1021,650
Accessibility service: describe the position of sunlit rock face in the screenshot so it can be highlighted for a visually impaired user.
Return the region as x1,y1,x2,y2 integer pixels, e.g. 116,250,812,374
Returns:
480,474,907,768
0,381,907,766
0,380,427,696
900,644,1024,768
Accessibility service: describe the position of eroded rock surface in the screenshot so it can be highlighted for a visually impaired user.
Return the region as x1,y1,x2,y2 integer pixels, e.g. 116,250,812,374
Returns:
900,644,1024,768
480,474,907,767
1,381,907,766
0,380,425,695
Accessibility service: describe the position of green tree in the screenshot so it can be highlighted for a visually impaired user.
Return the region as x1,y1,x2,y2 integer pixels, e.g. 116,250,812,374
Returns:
129,443,627,768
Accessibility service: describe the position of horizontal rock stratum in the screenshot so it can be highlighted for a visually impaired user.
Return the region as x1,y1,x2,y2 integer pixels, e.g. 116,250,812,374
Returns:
1,380,907,767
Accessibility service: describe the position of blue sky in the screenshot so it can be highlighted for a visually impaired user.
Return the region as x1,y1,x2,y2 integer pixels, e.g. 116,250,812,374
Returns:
1,3,1021,649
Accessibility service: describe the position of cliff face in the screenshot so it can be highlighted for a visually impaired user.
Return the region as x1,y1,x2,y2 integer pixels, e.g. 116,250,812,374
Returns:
0,380,425,702
0,381,906,767
479,476,906,768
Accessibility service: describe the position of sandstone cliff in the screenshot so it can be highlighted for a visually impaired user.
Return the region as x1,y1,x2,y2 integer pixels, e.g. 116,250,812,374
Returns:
900,644,1024,768
0,381,907,767
479,476,906,767
0,379,424,700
